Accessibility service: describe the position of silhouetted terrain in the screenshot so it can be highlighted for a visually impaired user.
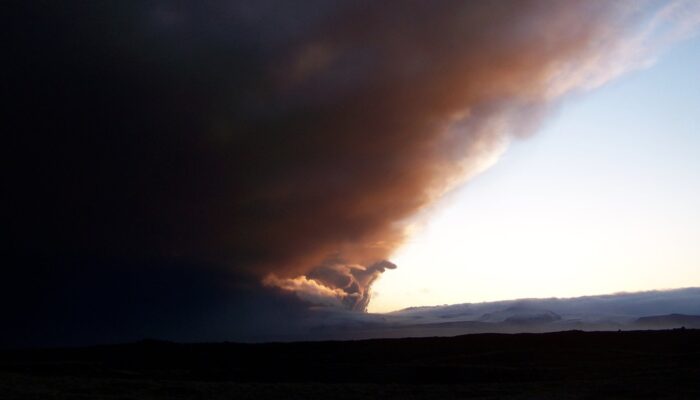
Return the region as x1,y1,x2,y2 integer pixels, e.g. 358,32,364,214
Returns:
2,329,699,399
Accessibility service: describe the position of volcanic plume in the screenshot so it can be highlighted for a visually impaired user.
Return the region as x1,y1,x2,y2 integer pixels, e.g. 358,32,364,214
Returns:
5,0,693,326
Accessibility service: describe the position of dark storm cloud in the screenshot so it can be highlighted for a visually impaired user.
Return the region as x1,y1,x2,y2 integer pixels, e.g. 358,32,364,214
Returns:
3,1,660,345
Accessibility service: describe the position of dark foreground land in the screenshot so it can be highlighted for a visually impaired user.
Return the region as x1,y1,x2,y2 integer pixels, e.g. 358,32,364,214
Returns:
1,329,699,399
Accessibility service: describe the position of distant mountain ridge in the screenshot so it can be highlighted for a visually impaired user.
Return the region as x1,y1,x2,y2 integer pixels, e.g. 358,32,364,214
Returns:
295,287,700,341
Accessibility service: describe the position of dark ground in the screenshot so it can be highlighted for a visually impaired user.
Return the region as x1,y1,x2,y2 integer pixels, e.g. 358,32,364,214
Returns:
1,329,699,399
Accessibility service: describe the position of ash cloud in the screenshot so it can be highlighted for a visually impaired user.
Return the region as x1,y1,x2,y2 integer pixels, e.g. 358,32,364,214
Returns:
4,1,690,344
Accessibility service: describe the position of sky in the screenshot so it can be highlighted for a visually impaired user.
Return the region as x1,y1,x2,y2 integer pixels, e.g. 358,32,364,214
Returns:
370,32,700,312
4,1,700,347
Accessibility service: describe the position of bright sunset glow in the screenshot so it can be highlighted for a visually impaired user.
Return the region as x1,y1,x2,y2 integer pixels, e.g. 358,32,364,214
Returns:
370,34,700,312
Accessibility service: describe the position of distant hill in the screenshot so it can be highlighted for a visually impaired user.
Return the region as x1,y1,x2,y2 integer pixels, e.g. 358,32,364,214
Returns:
634,314,700,329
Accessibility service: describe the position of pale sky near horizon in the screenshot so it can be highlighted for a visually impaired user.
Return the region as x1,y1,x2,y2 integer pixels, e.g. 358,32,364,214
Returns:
369,32,700,313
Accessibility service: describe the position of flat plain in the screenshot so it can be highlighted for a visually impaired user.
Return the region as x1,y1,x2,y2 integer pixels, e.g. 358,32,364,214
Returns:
2,329,699,399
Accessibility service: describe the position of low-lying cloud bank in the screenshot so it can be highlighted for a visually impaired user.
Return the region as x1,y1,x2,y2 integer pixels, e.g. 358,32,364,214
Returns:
291,288,700,341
